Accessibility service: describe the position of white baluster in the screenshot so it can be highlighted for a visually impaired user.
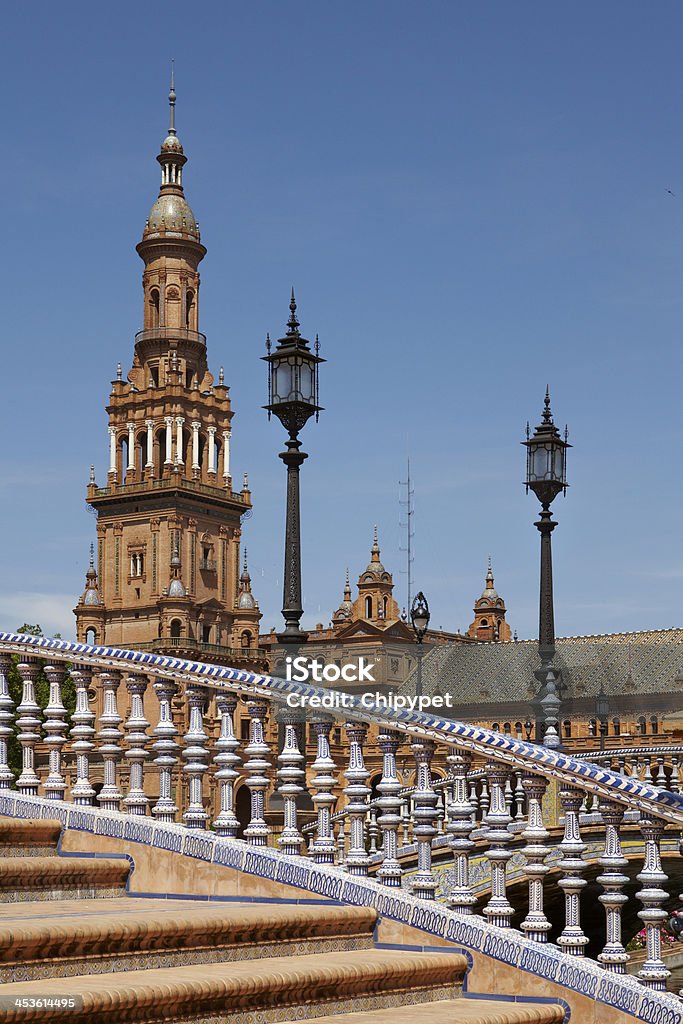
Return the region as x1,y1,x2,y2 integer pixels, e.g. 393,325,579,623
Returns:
376,729,402,886
276,709,305,856
337,815,346,866
343,721,370,876
597,799,629,973
446,748,476,914
520,774,551,942
123,674,150,815
152,679,180,823
0,654,15,789
182,685,210,829
637,816,670,990
43,664,68,801
482,763,514,928
410,737,438,899
514,770,526,821
310,715,337,864
69,666,96,805
16,659,42,796
557,786,589,956
671,755,680,794
243,697,271,846
401,797,411,844
97,671,123,811
213,694,241,837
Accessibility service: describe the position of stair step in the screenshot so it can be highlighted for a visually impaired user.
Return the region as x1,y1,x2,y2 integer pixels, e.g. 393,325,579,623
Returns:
0,948,467,1022
0,898,378,980
308,999,566,1023
0,856,130,902
0,817,61,856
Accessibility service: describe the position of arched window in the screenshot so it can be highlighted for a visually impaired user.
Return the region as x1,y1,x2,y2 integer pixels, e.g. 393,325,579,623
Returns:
170,619,182,639
186,290,194,328
150,288,160,328
514,721,523,739
650,715,659,735
612,717,621,736
503,722,511,735
588,718,597,737
480,618,488,627
637,716,647,736
491,723,500,733
382,596,388,618
365,596,373,618
563,719,572,738
241,631,252,650
85,628,97,646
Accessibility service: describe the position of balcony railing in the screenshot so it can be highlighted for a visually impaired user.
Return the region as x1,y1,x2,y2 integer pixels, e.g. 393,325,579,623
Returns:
119,637,266,662
199,559,217,572
92,477,246,504
135,327,207,346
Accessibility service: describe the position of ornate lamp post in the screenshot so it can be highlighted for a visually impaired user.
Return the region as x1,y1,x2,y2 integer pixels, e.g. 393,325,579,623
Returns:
523,388,570,749
597,682,609,753
411,591,430,698
264,291,323,645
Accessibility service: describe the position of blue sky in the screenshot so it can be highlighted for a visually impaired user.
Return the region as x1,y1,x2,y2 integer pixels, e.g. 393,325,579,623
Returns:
2,1,683,640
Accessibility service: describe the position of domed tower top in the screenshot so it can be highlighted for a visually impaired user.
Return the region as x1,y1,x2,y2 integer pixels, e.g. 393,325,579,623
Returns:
81,543,101,606
139,65,203,248
467,558,512,642
237,550,258,610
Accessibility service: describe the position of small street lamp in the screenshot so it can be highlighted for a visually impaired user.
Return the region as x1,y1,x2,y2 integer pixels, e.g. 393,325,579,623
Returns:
596,682,609,753
523,388,570,749
410,591,430,698
264,290,323,645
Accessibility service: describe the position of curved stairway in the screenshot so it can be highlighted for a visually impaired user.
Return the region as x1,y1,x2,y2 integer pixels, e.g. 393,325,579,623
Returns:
0,819,564,1024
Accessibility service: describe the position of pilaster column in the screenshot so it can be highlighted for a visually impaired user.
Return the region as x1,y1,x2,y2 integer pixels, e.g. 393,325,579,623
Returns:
145,419,154,477
376,730,402,886
108,426,117,478
343,721,370,876
557,786,589,956
123,674,150,815
16,660,42,796
637,816,670,990
222,429,231,484
207,427,216,475
191,421,200,477
597,799,629,973
410,737,438,899
97,671,123,811
164,416,174,464
152,679,179,823
182,686,209,829
310,715,337,864
446,749,476,914
242,697,271,845
276,709,305,856
483,763,514,928
43,664,68,800
69,666,96,805
0,654,15,789
175,417,184,464
519,774,551,942
127,423,135,470
213,694,241,837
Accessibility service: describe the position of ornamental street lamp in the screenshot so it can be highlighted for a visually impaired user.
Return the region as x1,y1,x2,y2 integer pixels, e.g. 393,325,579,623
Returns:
411,591,430,698
264,290,323,646
523,388,570,749
596,682,609,753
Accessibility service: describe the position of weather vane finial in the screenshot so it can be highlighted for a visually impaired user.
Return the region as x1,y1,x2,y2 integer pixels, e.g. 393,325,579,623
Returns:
168,60,176,135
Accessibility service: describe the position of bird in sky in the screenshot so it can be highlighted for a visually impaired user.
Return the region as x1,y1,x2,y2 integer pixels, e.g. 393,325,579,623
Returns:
666,188,676,196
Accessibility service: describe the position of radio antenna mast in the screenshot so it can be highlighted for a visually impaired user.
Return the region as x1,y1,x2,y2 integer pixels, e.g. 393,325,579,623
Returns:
399,457,414,610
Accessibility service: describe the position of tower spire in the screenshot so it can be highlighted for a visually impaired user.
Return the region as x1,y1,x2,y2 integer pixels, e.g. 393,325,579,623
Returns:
286,288,300,336
168,61,176,135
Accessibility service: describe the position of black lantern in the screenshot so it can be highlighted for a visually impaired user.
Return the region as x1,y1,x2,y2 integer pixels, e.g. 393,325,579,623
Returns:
596,682,609,752
411,592,430,642
523,388,570,510
264,290,323,437
411,591,430,699
264,291,324,646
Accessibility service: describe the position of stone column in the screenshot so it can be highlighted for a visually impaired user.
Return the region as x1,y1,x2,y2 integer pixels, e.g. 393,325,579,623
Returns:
123,674,150,815
276,709,305,856
222,430,231,484
637,816,670,990
16,660,42,796
207,427,216,475
97,671,123,811
483,763,514,928
0,654,15,790
145,419,154,477
410,737,438,899
127,423,135,471
43,664,68,801
108,426,117,478
343,722,370,876
446,749,476,914
70,666,96,805
243,697,271,846
557,786,589,956
175,417,184,465
597,799,629,973
182,686,209,829
310,715,337,864
213,694,241,837
164,417,174,465
519,774,551,942
191,421,201,477
376,730,402,886
152,679,180,823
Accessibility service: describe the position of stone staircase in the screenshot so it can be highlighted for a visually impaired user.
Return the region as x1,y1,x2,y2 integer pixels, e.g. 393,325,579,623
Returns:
0,818,565,1024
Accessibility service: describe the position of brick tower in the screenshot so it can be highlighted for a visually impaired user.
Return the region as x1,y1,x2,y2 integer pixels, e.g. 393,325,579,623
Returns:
75,75,263,668
467,559,512,643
